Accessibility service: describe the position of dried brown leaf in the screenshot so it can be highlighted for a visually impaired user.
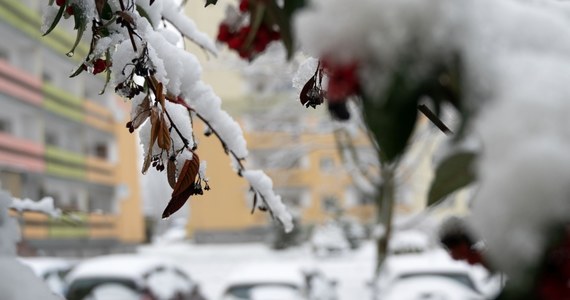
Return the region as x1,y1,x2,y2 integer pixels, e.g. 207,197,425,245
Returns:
95,0,105,15
149,107,160,149
167,158,176,189
131,95,151,129
300,76,316,106
116,11,135,26
156,82,166,110
142,152,151,174
157,114,171,150
162,154,200,218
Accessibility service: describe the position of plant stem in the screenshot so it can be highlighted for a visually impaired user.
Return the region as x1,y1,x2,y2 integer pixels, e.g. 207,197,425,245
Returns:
375,164,396,274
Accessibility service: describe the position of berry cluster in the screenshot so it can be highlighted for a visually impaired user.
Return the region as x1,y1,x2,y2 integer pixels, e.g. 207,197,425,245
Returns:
216,0,281,60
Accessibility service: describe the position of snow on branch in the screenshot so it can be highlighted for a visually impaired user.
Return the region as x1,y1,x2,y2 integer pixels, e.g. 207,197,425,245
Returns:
41,0,292,229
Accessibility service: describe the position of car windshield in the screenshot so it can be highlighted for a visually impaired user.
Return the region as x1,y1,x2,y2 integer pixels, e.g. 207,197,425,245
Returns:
224,283,300,300
66,277,139,300
397,272,477,291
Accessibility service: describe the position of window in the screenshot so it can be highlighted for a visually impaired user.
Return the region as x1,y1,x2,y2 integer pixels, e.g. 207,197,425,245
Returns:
94,143,108,159
45,131,58,146
42,71,53,83
321,196,339,213
319,156,334,172
0,118,11,133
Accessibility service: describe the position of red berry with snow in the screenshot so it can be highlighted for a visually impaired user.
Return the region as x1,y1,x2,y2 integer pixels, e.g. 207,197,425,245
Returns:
56,0,65,6
65,5,74,15
93,59,107,75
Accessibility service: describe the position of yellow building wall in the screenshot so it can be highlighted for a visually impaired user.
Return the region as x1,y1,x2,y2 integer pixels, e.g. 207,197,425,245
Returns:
187,121,268,236
114,100,145,243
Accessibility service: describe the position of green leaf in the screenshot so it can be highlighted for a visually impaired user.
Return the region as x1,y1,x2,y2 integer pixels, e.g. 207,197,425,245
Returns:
70,63,86,78
362,63,424,163
66,3,87,57
43,2,66,36
101,2,114,20
136,5,154,28
265,1,294,59
427,151,477,207
283,0,306,17
99,50,112,95
243,3,266,50
204,0,218,7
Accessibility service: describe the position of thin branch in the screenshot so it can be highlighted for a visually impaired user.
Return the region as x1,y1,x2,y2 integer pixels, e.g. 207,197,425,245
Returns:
418,104,452,135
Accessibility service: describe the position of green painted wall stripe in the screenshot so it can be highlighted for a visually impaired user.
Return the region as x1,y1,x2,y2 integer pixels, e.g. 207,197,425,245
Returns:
44,100,84,122
43,83,83,107
46,145,86,165
0,0,89,59
46,163,86,179
49,214,88,238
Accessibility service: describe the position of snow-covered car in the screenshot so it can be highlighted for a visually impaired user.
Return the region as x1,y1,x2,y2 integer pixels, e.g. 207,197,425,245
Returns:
65,254,205,300
388,230,431,255
380,276,485,300
310,223,350,257
221,262,337,300
19,256,75,297
374,250,483,299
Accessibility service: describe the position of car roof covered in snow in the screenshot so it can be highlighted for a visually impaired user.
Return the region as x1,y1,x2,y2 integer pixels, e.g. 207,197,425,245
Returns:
381,249,473,276
19,257,74,277
382,276,484,300
66,254,171,282
225,262,306,287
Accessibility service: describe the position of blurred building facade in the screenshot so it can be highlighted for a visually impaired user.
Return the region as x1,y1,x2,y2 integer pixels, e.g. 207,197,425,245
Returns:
0,0,144,255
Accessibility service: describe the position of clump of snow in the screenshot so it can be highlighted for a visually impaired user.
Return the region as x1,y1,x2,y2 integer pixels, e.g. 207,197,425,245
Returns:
292,57,319,94
10,197,60,217
293,0,570,282
242,170,293,232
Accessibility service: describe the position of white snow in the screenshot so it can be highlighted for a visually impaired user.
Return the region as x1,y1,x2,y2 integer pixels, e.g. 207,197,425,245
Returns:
242,170,294,232
10,197,60,217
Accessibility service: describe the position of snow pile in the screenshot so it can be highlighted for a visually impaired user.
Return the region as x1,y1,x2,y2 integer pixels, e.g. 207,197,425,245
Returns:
0,191,61,300
10,197,60,217
294,0,570,282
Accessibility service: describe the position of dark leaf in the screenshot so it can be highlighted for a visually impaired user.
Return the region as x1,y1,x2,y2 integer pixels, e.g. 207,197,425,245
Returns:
99,50,113,94
243,3,266,51
70,64,86,78
300,76,315,106
43,2,66,36
167,158,176,189
66,3,88,57
362,68,420,163
265,0,294,59
101,2,113,20
162,154,200,218
427,151,477,207
251,192,257,214
204,0,218,7
156,82,166,110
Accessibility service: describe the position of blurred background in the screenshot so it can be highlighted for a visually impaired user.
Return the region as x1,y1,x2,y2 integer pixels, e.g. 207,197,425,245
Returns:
0,1,489,300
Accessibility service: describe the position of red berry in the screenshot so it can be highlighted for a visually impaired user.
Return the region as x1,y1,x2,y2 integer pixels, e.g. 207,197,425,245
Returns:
93,59,107,75
227,37,243,50
321,59,360,102
65,5,74,15
56,0,65,6
239,0,249,12
217,24,231,42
